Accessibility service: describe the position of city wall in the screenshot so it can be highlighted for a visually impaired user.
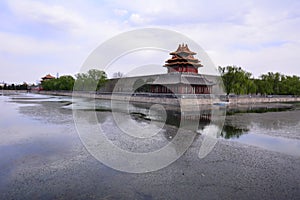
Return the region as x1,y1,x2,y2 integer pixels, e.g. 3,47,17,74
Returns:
33,91,300,105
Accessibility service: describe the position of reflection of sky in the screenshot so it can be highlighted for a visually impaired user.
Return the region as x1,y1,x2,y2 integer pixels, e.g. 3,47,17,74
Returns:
0,95,78,187
229,133,300,157
0,96,38,129
3,93,300,159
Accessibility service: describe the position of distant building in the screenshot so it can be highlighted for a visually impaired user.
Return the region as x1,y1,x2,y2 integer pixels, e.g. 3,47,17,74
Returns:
41,74,55,82
30,74,55,91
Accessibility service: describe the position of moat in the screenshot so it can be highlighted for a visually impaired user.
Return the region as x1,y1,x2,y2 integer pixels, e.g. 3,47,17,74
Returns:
0,93,299,199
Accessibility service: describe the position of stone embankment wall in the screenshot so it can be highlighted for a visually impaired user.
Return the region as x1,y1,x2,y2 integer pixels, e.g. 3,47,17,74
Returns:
229,96,300,104
30,91,300,105
39,91,98,99
0,90,28,94
37,91,216,105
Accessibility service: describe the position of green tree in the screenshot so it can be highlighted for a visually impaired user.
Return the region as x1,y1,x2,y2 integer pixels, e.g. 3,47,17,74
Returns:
283,75,300,95
259,74,273,95
245,79,256,94
41,75,75,91
57,75,75,90
254,79,266,95
253,73,300,96
219,66,235,95
259,72,283,95
74,69,107,91
219,66,253,95
260,72,280,95
41,79,56,90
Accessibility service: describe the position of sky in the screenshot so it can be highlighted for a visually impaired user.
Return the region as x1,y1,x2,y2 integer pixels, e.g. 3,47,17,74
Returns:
0,0,300,84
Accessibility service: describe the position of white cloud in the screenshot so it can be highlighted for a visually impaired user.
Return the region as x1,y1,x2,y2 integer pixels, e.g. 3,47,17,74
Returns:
112,0,251,25
0,32,63,55
6,0,125,39
1,0,300,83
114,9,128,17
129,13,149,25
7,0,85,32
0,0,131,83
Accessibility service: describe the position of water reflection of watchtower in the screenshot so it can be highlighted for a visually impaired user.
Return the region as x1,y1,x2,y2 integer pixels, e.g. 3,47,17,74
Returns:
165,106,212,129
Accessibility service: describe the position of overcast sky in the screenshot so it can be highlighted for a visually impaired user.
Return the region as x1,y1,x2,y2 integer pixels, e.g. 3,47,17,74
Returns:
1,0,300,84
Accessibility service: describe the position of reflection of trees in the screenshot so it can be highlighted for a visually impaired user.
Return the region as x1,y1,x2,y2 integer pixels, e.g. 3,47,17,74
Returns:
221,125,249,139
225,103,300,132
245,111,300,130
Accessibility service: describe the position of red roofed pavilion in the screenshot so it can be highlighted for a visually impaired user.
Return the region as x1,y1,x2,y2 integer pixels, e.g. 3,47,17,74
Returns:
41,74,55,82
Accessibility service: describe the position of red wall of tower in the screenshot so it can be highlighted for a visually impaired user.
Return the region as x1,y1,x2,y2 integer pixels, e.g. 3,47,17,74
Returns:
168,67,198,74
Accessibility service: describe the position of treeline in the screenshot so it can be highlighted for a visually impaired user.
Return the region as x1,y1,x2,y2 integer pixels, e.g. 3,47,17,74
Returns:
42,75,75,91
0,82,29,90
41,69,107,91
219,66,300,95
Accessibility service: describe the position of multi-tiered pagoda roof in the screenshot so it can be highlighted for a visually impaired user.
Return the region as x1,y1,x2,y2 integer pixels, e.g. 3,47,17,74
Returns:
164,44,203,69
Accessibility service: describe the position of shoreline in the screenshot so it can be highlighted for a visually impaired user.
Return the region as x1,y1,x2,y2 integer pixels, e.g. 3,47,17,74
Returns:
2,90,300,105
